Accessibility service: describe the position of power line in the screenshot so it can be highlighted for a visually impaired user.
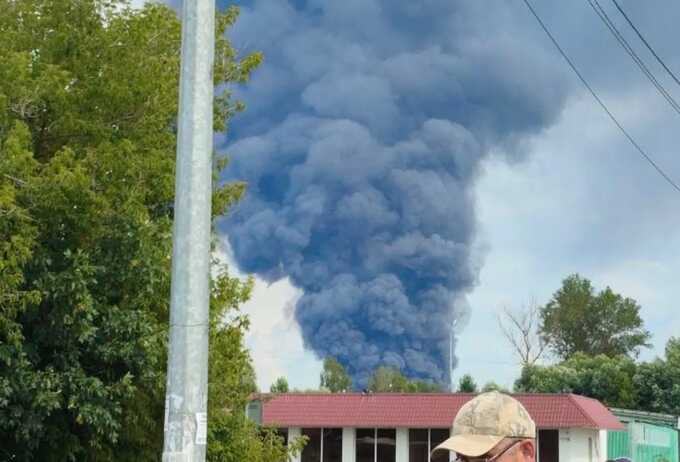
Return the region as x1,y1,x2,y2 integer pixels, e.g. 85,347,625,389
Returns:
610,0,680,89
586,0,680,115
520,0,680,194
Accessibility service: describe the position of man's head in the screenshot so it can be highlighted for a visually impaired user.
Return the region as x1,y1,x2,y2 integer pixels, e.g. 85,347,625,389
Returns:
433,391,537,462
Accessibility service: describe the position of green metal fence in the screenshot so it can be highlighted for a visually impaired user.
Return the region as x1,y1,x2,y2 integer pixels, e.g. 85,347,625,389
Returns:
609,427,632,460
608,422,679,462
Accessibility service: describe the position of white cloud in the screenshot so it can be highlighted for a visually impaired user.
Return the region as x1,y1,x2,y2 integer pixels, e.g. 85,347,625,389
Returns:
216,243,322,392
240,277,323,392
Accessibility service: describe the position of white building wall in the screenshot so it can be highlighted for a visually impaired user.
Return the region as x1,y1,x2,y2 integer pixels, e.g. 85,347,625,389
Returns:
396,428,409,462
289,427,302,462
342,427,356,462
558,428,607,462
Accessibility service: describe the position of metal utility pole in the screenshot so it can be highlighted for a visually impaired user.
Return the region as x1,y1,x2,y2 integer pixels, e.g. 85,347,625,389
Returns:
162,0,215,459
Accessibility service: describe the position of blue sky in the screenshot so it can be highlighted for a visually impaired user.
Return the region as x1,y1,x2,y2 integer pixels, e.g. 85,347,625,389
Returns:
210,0,680,391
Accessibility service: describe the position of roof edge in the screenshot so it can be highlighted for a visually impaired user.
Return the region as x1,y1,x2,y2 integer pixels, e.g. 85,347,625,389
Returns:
567,393,600,428
252,392,604,398
258,392,625,430
610,407,680,429
569,394,625,430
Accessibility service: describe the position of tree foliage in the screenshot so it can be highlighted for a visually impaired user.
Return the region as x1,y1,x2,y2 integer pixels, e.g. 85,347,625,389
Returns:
0,0,294,460
319,357,352,392
539,274,651,360
270,377,290,394
633,337,680,416
367,366,407,392
514,353,638,408
367,366,442,393
514,337,680,415
481,382,508,393
457,374,478,393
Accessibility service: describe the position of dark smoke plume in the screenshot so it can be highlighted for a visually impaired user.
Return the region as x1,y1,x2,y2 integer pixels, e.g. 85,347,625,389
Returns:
219,0,570,387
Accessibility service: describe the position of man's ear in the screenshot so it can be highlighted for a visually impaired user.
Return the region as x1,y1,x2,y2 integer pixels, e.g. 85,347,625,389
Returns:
518,440,536,460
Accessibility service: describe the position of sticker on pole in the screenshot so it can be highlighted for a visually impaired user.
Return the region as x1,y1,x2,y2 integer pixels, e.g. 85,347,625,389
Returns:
195,412,208,445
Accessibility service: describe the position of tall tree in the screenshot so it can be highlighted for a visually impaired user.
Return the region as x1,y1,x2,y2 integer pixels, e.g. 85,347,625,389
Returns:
539,274,651,360
270,377,290,393
0,1,299,461
457,374,478,393
319,357,352,392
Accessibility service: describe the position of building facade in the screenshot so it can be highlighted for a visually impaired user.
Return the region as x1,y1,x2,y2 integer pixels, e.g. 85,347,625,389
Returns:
608,408,680,462
247,393,624,462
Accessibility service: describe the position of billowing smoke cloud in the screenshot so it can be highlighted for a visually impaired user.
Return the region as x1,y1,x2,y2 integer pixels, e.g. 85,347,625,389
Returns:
219,0,571,387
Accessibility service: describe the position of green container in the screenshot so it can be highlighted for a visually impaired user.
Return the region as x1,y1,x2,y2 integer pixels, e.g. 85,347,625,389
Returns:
608,422,679,462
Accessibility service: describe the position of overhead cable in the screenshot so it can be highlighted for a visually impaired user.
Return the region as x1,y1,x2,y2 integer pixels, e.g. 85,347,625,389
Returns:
610,0,680,89
586,0,680,115
520,0,680,194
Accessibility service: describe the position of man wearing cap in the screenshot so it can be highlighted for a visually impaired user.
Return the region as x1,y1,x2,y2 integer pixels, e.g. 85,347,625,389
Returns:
433,391,537,462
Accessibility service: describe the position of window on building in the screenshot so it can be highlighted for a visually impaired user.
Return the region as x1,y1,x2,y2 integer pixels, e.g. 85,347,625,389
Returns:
409,429,429,462
300,428,343,462
246,400,262,425
409,428,451,462
430,429,450,462
323,428,343,462
356,428,375,462
377,429,396,462
355,428,397,462
302,428,322,462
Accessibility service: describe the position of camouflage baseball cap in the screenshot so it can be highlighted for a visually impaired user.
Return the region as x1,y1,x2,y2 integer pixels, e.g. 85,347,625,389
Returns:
433,391,536,457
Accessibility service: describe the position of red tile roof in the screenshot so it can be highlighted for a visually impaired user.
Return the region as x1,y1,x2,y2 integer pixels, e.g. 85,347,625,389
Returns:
255,393,624,430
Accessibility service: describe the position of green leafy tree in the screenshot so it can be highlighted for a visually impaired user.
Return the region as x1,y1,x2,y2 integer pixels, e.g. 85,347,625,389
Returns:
0,1,297,460
406,380,443,393
320,357,352,392
457,374,478,393
481,382,508,393
366,366,442,393
633,337,680,415
367,366,410,392
270,377,290,393
513,353,638,408
540,274,651,360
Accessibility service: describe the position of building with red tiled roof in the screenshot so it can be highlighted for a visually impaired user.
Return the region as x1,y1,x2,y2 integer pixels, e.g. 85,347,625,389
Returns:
247,392,624,462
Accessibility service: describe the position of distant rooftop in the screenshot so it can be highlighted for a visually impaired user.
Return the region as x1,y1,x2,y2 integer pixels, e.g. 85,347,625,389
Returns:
251,392,624,430
610,407,680,429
